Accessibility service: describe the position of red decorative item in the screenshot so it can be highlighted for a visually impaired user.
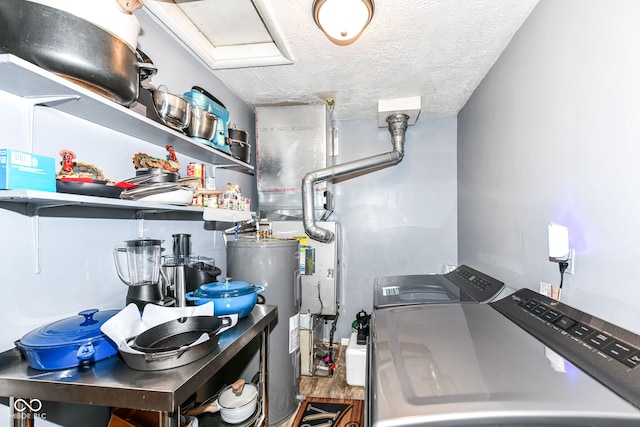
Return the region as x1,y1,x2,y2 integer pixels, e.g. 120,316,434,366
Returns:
59,149,77,173
166,144,177,161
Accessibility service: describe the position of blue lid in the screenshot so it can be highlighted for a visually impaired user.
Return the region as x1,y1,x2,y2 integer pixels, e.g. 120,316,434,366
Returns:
19,309,119,348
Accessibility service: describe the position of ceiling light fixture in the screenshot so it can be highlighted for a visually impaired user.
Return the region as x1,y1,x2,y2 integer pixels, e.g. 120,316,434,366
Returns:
312,0,374,46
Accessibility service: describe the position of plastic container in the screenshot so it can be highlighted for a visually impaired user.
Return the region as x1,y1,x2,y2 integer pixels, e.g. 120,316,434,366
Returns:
346,331,367,387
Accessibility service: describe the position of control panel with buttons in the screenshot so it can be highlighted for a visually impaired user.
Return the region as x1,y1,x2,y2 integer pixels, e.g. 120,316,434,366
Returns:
445,265,505,302
492,288,640,408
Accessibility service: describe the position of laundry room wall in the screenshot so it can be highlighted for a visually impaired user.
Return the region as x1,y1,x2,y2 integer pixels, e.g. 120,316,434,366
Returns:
330,117,458,338
457,0,640,333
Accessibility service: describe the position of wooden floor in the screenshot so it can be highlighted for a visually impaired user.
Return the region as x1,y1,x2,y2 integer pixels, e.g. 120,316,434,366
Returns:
278,345,364,426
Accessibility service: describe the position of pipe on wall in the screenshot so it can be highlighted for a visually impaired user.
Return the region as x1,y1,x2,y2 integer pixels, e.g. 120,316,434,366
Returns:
302,113,410,243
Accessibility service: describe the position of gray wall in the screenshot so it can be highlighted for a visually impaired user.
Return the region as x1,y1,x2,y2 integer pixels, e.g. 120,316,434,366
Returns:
458,0,640,333
331,117,458,338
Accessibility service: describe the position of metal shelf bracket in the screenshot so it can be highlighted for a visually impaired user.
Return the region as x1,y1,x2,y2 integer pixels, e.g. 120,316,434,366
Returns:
23,95,81,152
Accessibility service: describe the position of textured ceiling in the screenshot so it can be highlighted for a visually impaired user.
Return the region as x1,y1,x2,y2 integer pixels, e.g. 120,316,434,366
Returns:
211,0,540,122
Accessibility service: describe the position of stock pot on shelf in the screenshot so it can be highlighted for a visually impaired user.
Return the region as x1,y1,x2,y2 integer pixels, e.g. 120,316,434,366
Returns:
228,127,251,164
0,0,156,106
26,0,143,50
186,379,259,424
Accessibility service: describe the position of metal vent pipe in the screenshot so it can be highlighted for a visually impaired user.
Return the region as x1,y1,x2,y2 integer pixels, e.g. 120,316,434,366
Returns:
302,113,410,243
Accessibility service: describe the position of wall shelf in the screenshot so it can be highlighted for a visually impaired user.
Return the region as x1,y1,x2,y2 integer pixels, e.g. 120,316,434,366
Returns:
0,189,202,213
0,54,253,173
0,189,252,219
0,190,254,223
0,55,255,273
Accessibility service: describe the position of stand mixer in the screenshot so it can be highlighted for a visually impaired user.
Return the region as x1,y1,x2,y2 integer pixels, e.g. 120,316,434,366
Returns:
183,86,232,155
113,238,174,310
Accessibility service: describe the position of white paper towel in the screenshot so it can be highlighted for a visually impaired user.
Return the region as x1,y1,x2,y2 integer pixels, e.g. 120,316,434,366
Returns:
100,302,237,354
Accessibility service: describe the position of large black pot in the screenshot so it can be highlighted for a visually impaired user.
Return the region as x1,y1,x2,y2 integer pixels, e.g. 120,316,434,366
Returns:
0,0,156,106
228,128,251,164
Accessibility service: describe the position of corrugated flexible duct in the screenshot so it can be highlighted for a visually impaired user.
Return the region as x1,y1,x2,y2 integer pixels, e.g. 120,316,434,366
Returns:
302,113,410,242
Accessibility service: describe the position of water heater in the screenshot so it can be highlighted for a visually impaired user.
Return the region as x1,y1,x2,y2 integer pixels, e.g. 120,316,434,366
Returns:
271,220,340,316
227,237,301,426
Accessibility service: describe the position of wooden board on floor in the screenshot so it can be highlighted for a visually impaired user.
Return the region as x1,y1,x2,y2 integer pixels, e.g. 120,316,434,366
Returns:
299,345,365,400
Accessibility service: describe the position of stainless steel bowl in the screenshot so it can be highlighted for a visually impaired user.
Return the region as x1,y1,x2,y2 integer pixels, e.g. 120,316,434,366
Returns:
150,89,191,131
186,105,218,141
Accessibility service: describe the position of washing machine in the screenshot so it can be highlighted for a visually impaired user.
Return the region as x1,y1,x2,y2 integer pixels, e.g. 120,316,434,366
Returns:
367,287,640,426
373,264,508,309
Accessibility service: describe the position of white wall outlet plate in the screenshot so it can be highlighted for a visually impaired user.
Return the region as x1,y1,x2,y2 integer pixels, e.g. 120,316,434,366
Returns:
567,249,575,275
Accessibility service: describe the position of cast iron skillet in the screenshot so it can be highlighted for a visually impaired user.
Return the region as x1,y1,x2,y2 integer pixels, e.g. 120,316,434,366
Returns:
120,316,232,371
131,316,229,353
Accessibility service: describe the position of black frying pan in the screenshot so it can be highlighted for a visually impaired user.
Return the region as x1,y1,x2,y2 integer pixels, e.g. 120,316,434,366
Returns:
120,315,233,371
131,316,229,353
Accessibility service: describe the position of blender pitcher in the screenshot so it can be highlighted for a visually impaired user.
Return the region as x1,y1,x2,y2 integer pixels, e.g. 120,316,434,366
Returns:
113,239,164,286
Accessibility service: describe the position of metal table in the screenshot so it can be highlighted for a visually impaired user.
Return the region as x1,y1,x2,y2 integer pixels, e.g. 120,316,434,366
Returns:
0,305,277,427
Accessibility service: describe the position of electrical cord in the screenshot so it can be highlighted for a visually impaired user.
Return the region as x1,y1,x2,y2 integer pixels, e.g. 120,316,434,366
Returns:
316,281,324,315
559,261,569,289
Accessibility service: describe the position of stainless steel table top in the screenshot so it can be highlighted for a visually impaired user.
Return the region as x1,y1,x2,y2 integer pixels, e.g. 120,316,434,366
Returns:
0,305,277,412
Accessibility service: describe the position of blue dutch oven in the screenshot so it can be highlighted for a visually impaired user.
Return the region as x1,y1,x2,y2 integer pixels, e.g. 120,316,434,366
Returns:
15,309,119,370
185,280,264,318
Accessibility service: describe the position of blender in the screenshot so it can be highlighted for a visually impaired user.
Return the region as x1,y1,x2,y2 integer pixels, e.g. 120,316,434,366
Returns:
113,238,173,310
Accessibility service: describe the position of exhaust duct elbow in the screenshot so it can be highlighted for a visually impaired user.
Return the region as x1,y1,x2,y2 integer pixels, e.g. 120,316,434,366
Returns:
302,170,336,243
302,113,410,243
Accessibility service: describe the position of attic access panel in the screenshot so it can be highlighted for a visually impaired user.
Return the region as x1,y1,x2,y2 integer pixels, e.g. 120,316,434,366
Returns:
143,0,292,69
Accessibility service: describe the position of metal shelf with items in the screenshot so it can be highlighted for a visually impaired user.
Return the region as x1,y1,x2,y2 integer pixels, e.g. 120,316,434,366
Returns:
0,189,205,214
0,54,253,173
0,189,254,221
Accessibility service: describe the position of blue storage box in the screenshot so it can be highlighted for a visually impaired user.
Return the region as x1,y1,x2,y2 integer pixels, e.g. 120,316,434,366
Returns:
0,149,56,192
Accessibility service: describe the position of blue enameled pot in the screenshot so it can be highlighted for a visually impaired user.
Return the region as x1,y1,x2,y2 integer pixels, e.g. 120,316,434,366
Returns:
15,309,119,370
